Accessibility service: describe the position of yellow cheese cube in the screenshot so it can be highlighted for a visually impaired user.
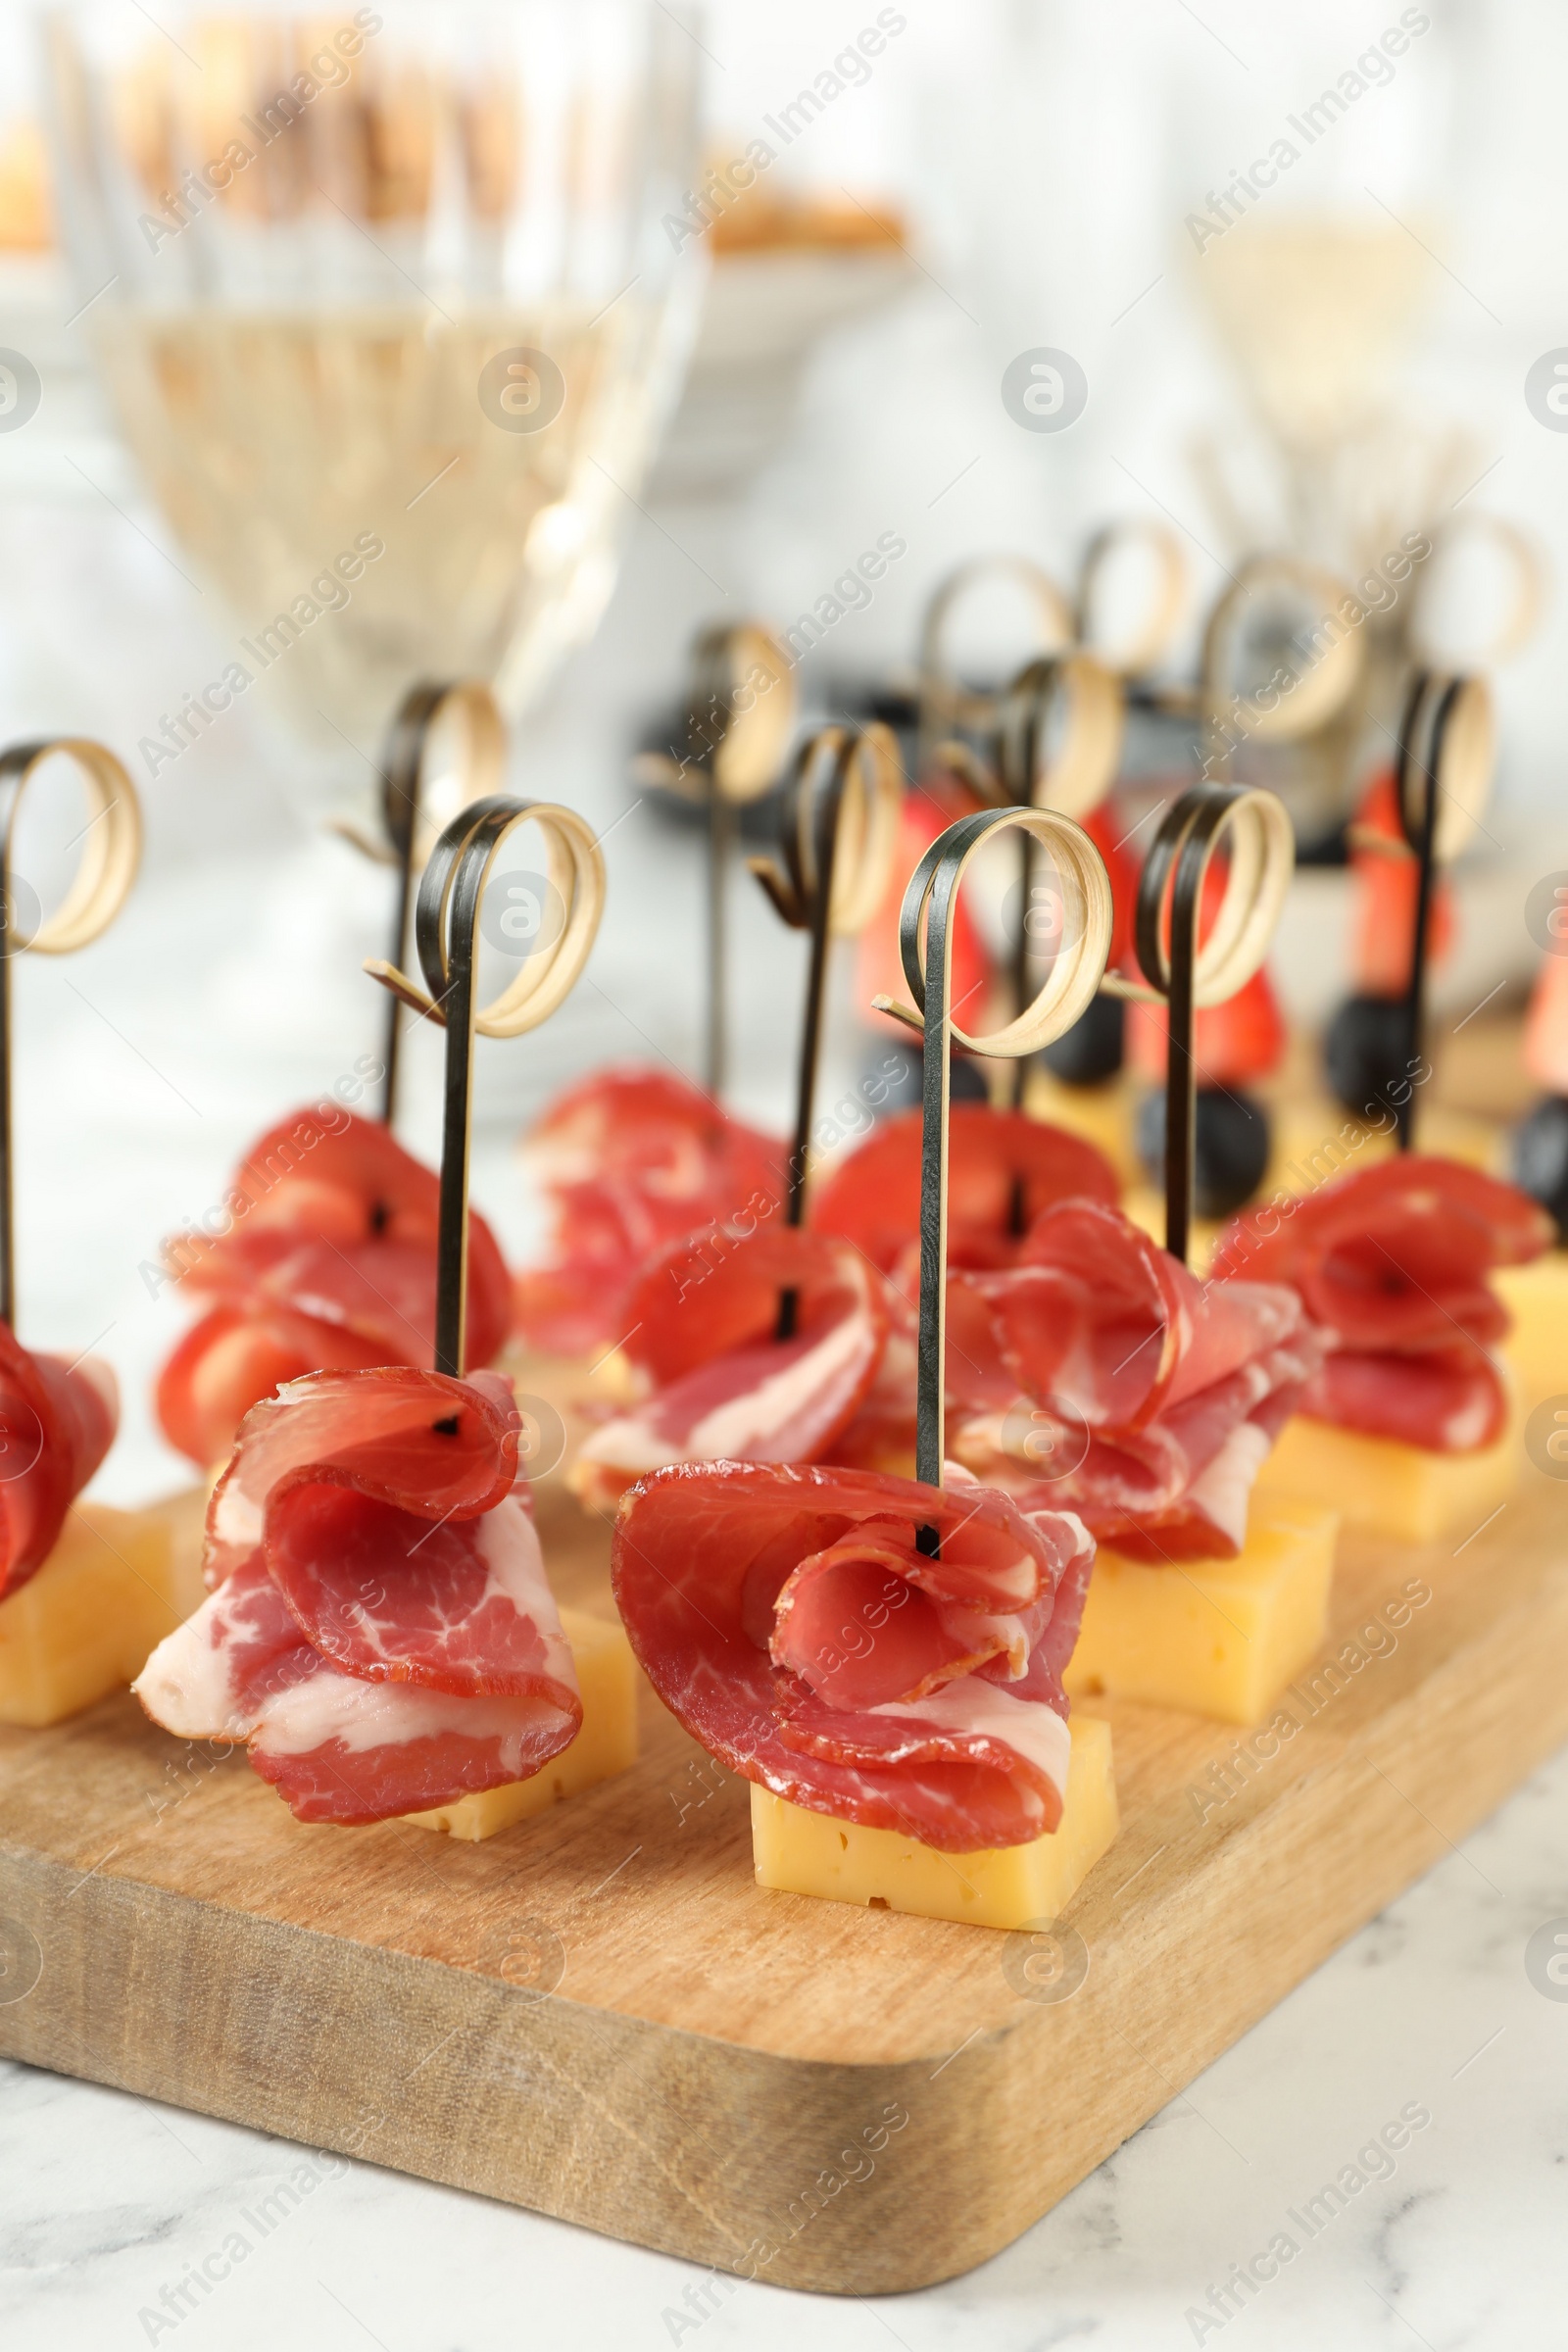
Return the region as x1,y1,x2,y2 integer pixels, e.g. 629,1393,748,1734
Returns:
750,1714,1118,1933
1255,1410,1518,1545
1064,1505,1338,1727
1496,1253,1568,1407
0,1494,209,1728
403,1605,640,1840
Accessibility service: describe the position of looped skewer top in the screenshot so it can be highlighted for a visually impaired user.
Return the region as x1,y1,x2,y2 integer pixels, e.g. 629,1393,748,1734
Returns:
748,723,902,1236
366,794,605,1375
0,738,142,1327
873,805,1114,1500
1121,782,1294,1264
1074,518,1189,681
333,679,507,1128
1391,668,1494,1152
1199,555,1364,762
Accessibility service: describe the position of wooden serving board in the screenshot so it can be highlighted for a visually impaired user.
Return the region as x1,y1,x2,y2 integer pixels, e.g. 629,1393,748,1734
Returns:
3,1460,1566,2293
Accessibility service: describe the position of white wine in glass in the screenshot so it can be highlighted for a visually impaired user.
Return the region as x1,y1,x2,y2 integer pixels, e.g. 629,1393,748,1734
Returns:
45,1,703,749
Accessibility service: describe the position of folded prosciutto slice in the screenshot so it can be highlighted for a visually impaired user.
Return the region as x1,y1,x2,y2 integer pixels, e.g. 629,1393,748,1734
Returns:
612,1458,1094,1850
809,1104,1119,1276
135,1367,581,1824
949,1200,1324,1559
0,1328,117,1599
513,1067,786,1356
1212,1155,1551,1452
572,1225,890,1510
156,1107,512,1467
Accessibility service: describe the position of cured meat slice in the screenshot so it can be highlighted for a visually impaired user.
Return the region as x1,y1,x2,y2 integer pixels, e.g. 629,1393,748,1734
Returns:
612,1459,1094,1852
573,1227,887,1507
0,1330,117,1600
206,1365,520,1587
1212,1155,1550,1350
158,1106,512,1463
133,1552,318,1738
1212,1155,1548,1456
946,1201,1323,1557
1299,1343,1506,1454
245,1674,578,1826
809,1103,1119,1276
514,1066,786,1355
266,1486,576,1700
156,1304,390,1470
136,1366,581,1825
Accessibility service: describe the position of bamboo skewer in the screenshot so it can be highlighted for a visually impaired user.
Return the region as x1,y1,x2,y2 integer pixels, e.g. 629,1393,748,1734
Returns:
333,680,506,1131
874,807,1113,1520
1389,668,1494,1152
633,624,796,1101
367,794,604,1376
1117,782,1294,1265
0,739,141,1330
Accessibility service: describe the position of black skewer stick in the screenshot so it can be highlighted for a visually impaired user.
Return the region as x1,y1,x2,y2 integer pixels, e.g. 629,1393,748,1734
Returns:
1134,783,1268,1268
671,625,793,1102
883,806,1113,1520
0,740,140,1330
371,680,504,1130
373,792,602,1377
376,682,448,1131
751,725,901,1337
1393,670,1466,1155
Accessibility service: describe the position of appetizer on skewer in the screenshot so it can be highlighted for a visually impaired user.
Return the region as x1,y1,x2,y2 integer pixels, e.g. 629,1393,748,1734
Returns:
1234,1156,1548,1543
0,741,207,1728
137,794,638,1837
614,804,1121,1929
961,783,1338,1726
1247,673,1548,1540
157,1104,513,1467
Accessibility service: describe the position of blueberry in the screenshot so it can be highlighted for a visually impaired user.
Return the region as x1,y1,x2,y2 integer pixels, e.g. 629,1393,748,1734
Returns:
1041,991,1125,1086
1514,1095,1568,1241
1324,994,1411,1121
1138,1086,1272,1221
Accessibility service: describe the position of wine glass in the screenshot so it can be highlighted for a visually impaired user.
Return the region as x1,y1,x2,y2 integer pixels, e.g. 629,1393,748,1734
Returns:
41,0,703,758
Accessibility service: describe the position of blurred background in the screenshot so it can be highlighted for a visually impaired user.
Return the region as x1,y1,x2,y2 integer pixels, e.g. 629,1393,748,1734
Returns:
0,0,1564,1496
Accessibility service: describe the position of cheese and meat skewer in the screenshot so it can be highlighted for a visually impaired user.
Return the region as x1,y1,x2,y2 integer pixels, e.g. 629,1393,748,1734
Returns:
136,796,637,1838
1232,673,1551,1541
941,783,1336,1726
612,803,1121,1929
158,685,514,1467
0,740,197,1726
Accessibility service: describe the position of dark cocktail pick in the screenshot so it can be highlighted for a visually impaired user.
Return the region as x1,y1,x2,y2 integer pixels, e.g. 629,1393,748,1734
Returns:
874,806,1113,1510
1389,668,1494,1152
1112,782,1293,1266
334,680,506,1130
368,794,603,1375
748,722,902,1234
635,624,795,1099
0,740,141,1328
